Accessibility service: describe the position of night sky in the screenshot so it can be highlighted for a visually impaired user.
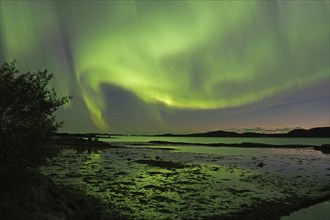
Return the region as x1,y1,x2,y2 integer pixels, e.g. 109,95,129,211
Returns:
1,1,329,134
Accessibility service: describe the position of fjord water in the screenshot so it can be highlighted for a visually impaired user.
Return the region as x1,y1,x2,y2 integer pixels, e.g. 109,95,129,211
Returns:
106,136,330,146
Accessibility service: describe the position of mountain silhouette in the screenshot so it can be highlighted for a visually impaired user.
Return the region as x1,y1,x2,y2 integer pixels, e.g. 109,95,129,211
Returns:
158,127,330,138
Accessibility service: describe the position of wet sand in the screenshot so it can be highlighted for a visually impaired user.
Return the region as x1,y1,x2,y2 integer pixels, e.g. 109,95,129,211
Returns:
40,142,330,219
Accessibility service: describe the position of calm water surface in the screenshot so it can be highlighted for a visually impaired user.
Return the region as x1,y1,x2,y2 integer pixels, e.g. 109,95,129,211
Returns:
105,136,330,146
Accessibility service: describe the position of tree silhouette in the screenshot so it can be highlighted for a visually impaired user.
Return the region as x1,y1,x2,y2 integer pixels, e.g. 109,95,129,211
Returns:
0,61,71,167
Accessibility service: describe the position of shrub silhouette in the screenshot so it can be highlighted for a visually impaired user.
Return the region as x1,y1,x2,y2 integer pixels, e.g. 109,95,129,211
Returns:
0,61,71,168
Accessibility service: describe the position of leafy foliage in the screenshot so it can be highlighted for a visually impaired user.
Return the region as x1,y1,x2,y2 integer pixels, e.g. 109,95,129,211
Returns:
0,61,71,167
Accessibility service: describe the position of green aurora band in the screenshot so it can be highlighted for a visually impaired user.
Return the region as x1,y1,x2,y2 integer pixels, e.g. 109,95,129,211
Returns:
1,1,329,130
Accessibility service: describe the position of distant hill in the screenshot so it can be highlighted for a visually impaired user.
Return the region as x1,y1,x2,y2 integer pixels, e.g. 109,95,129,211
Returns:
158,127,330,138
56,127,329,138
286,127,330,137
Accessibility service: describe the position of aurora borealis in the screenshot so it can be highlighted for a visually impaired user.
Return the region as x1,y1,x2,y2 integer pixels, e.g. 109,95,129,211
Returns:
1,1,329,134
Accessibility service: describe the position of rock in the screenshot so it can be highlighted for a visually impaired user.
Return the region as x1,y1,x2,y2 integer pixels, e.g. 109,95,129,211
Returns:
257,162,264,168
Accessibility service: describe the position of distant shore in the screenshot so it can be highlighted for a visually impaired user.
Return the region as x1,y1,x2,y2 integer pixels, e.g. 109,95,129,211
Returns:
56,126,330,139
50,134,330,155
147,140,330,154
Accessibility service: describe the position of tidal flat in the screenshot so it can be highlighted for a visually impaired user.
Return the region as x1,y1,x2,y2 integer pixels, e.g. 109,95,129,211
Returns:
40,142,330,220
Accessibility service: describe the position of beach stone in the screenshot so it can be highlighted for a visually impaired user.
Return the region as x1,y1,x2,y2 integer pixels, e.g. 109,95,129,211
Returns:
257,162,264,168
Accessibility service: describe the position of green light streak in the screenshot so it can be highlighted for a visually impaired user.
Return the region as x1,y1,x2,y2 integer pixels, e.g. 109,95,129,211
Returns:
1,1,329,129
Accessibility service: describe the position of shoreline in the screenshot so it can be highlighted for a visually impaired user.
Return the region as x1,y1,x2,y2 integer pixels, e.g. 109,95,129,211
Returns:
2,167,328,220
2,139,328,220
147,141,330,154
38,140,330,219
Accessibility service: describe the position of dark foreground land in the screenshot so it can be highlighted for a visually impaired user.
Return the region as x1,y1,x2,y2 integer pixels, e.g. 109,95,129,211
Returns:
1,168,329,220
1,138,330,220
0,167,122,220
